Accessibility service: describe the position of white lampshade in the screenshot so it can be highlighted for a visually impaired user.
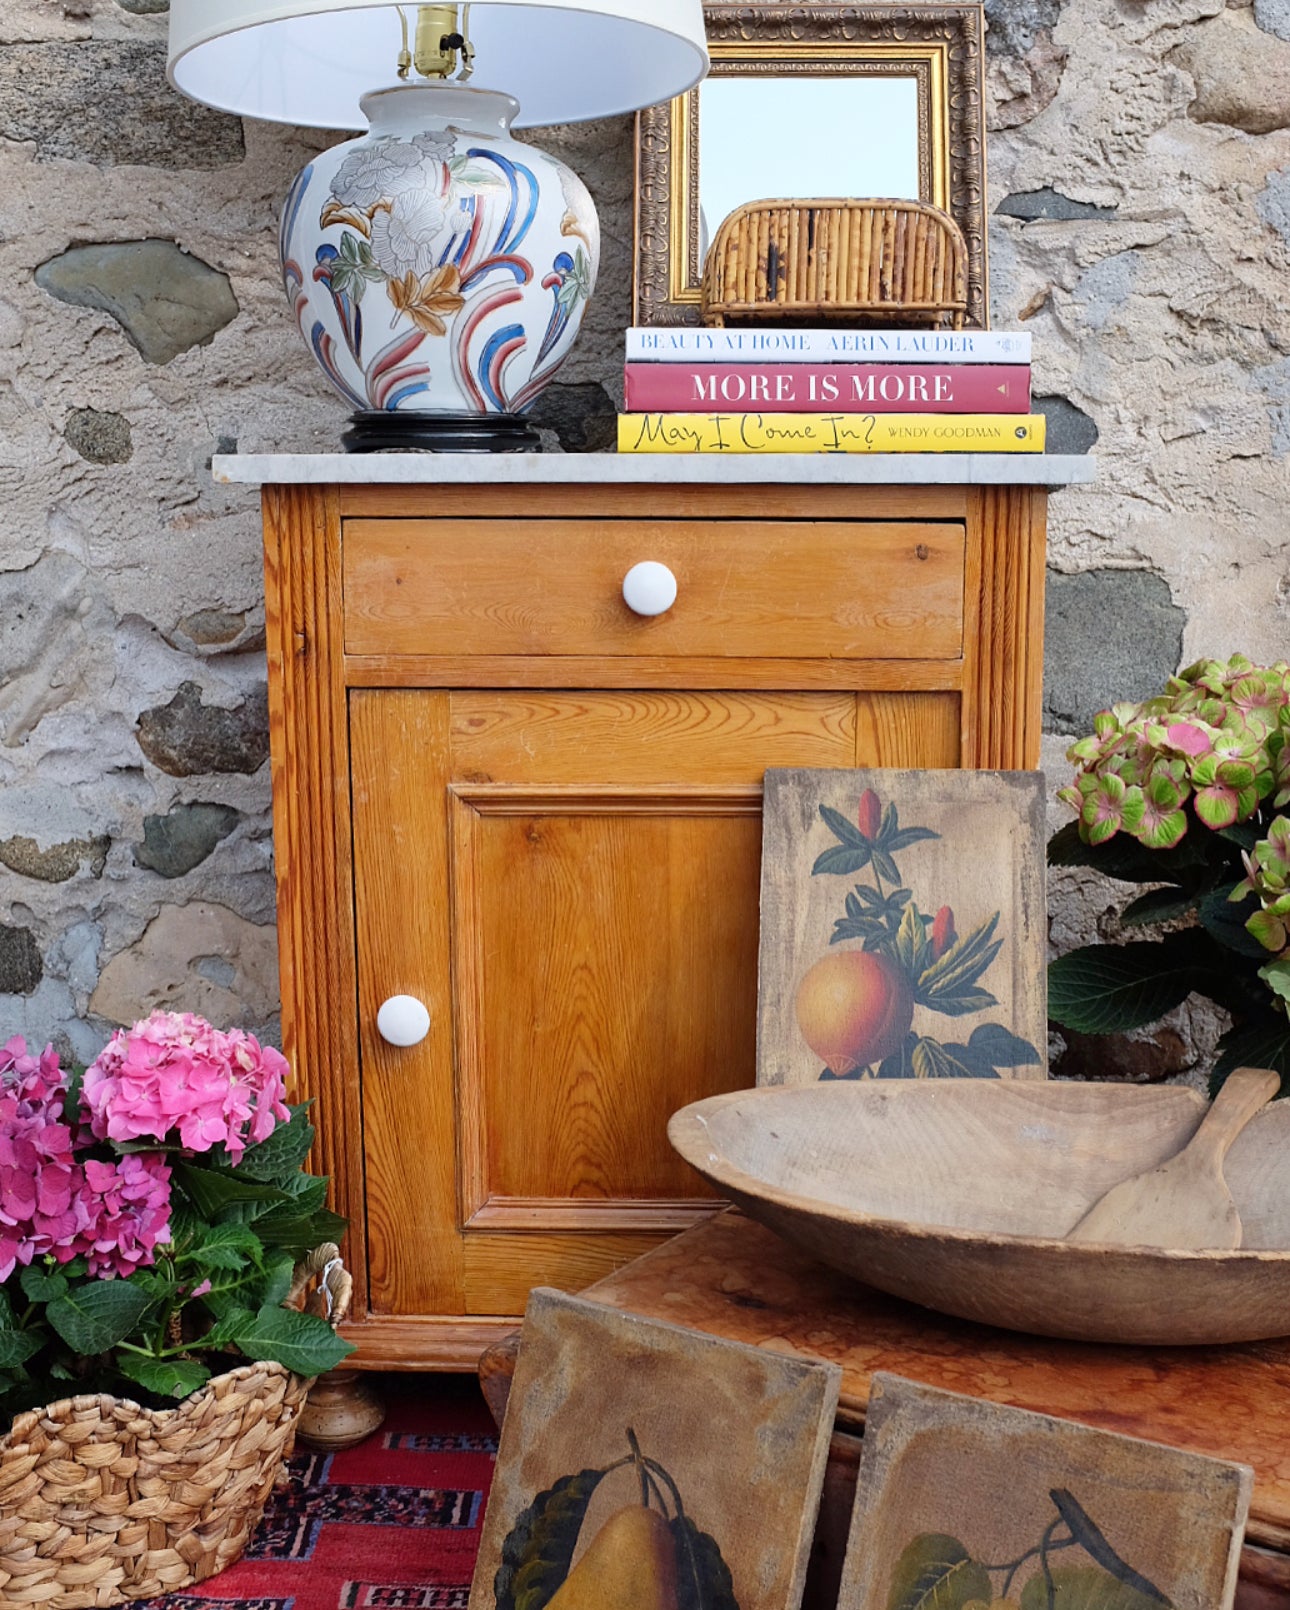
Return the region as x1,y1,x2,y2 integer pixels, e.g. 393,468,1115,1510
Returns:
168,0,709,129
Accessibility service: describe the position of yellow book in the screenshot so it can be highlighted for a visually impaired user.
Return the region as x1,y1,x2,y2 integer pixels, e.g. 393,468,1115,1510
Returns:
617,412,1046,454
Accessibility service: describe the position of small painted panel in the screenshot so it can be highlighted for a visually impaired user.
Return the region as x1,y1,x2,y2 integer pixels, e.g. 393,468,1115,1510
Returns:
757,768,1047,1084
839,1374,1253,1610
468,1288,841,1610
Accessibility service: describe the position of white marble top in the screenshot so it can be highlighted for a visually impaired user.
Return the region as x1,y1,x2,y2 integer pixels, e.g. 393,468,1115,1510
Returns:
214,452,1095,487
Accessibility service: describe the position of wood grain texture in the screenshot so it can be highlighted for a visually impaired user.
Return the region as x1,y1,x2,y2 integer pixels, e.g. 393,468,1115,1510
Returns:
342,655,967,693
962,485,1045,767
261,476,1052,1360
448,691,859,784
452,788,763,1208
576,1212,1290,1541
336,483,968,522
840,1374,1251,1610
350,692,463,1318
342,519,965,661
1068,1066,1281,1249
669,1085,1290,1344
461,1232,668,1314
261,485,366,1311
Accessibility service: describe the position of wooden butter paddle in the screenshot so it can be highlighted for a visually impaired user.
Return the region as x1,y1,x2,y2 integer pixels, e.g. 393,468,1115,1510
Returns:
1066,1065,1282,1249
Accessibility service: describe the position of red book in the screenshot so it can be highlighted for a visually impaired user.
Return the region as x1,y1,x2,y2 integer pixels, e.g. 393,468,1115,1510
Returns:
622,362,1031,414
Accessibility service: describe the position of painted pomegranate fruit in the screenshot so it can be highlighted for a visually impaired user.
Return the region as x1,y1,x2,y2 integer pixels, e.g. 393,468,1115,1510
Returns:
794,948,915,1074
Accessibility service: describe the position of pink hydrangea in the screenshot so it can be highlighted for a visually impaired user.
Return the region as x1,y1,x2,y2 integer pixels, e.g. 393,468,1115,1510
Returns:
77,1154,172,1278
83,1011,290,1164
0,1038,88,1281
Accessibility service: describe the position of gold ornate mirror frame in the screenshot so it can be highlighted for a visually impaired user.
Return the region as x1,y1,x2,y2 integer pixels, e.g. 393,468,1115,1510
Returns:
633,4,987,328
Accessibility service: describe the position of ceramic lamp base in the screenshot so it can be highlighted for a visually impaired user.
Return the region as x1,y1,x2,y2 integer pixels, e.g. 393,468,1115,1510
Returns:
342,410,541,453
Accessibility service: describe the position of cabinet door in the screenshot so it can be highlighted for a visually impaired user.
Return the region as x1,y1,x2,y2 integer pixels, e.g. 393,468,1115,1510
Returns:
351,687,959,1318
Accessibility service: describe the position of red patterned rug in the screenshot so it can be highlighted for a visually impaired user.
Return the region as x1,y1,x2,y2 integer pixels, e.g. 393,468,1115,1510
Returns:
139,1376,497,1610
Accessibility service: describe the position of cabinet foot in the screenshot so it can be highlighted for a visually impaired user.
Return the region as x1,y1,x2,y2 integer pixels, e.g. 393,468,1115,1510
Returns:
296,1368,387,1451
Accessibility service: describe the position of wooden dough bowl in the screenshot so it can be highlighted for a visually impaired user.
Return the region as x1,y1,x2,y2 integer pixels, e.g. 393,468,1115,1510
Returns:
667,1081,1290,1346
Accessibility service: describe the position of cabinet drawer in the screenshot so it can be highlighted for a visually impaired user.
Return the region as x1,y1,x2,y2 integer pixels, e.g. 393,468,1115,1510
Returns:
342,518,964,660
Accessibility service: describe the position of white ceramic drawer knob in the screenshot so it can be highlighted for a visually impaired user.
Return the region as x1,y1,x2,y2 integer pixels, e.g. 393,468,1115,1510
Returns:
622,560,678,617
376,994,431,1048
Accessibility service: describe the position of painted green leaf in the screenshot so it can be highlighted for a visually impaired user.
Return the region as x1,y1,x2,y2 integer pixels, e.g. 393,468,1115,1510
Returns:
813,846,872,876
671,1513,740,1610
1047,940,1203,1033
917,913,1001,996
46,1279,151,1355
922,986,999,1018
885,1533,992,1610
820,803,868,848
967,1023,1042,1067
494,1467,609,1610
1018,1567,1170,1610
885,827,940,852
910,1038,999,1079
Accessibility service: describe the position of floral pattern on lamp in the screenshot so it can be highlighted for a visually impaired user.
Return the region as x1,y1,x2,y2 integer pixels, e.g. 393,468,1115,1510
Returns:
278,84,599,422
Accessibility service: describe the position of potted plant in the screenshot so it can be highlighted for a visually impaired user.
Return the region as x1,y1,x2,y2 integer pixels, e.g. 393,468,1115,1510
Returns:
1048,655,1290,1089
0,1010,356,1605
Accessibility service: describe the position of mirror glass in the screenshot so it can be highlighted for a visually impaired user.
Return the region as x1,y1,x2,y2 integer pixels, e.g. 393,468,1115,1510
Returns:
633,3,987,329
697,77,921,260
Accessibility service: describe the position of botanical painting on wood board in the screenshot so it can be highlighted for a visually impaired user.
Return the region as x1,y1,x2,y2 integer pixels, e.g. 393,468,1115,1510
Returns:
839,1374,1253,1610
758,768,1047,1084
468,1288,841,1610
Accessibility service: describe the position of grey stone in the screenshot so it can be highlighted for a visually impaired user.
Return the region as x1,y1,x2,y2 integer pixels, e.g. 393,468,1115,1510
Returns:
117,0,169,11
49,921,103,1000
135,801,242,878
64,407,132,465
0,925,42,995
1044,569,1186,736
1168,10,1290,132
527,383,617,453
996,187,1119,220
135,681,270,777
36,242,239,367
1256,0,1290,40
0,43,242,168
1071,251,1141,333
986,0,1064,57
0,834,109,882
0,552,118,747
1258,168,1290,244
1034,394,1101,454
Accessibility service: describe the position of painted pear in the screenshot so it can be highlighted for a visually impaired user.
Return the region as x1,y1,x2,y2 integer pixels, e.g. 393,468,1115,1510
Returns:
544,1503,679,1610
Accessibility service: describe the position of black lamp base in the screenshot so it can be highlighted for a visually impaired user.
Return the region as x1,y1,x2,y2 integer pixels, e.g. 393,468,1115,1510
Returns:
342,410,542,454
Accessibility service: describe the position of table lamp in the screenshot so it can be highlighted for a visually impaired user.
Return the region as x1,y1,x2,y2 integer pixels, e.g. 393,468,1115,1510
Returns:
168,2,708,451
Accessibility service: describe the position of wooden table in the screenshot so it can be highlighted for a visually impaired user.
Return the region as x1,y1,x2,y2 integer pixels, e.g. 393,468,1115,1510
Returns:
478,1211,1290,1610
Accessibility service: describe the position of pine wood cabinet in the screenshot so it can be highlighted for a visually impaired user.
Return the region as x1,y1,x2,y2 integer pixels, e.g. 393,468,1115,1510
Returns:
251,465,1073,1368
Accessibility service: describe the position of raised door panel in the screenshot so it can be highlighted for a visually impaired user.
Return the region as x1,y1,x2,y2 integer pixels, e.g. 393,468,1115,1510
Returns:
352,686,963,1320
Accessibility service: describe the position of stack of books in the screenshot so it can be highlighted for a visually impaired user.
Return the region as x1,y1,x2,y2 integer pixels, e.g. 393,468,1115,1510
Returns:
616,326,1044,454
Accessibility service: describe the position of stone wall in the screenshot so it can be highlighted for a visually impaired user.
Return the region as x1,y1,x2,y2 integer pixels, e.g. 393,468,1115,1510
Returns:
0,0,1286,1074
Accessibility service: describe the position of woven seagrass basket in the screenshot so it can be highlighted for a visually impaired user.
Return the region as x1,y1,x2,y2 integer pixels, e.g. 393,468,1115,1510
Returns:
0,1245,351,1609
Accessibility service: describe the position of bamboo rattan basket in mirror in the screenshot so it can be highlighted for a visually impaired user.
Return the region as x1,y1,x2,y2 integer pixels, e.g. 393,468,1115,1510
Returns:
700,198,968,328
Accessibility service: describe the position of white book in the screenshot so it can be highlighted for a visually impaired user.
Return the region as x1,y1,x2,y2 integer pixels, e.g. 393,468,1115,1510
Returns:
625,326,1031,365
